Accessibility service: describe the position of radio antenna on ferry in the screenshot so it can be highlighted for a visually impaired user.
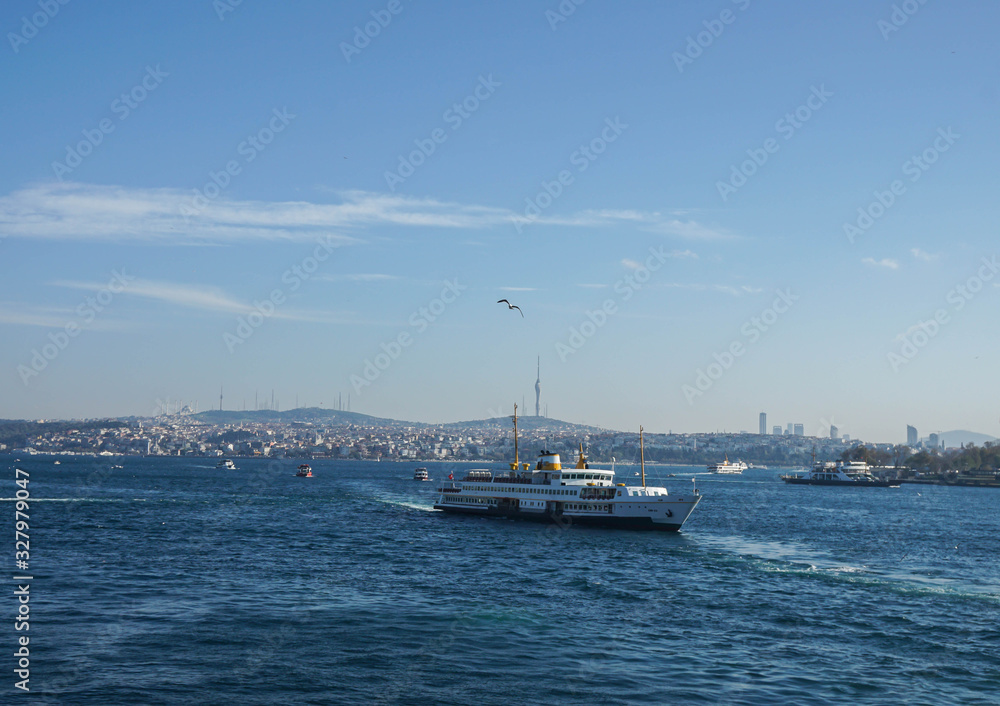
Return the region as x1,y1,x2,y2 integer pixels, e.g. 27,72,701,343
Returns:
639,425,646,488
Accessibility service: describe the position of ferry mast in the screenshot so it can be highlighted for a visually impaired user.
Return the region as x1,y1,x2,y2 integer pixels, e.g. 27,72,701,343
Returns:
640,426,646,488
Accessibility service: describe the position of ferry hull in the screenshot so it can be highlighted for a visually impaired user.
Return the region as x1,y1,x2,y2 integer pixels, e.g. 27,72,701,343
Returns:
432,504,692,532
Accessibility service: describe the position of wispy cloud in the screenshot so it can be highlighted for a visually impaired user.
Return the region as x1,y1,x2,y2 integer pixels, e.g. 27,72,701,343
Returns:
498,286,538,292
53,278,249,314
648,219,737,241
862,257,899,270
319,273,401,283
620,249,699,272
0,302,125,330
0,182,509,244
532,210,734,240
660,283,761,297
50,278,355,324
911,248,937,262
0,182,733,245
576,283,608,289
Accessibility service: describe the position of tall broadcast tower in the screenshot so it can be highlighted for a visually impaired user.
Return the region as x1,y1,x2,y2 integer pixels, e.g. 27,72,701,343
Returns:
535,356,541,417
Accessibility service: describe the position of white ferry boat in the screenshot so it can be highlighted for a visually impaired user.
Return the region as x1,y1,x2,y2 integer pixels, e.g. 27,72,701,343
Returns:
217,459,236,470
413,467,429,481
781,461,899,487
707,455,747,474
434,407,701,532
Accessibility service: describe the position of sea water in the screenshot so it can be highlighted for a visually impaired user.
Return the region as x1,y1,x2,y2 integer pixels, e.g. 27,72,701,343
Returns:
8,456,999,704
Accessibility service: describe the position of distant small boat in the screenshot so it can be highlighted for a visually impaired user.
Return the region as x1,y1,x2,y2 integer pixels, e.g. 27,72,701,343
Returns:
54,460,61,465
707,455,747,474
414,467,429,481
296,464,313,477
217,459,236,470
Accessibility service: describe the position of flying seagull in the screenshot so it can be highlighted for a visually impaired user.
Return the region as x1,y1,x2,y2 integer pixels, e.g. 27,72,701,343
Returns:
497,299,523,317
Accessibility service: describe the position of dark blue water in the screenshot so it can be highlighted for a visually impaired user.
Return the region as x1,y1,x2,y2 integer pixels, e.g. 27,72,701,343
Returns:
6,455,999,704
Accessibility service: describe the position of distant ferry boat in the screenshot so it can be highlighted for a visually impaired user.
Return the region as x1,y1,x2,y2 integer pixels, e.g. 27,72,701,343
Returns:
434,407,701,531
707,456,747,474
217,459,236,470
413,467,429,481
296,464,313,477
781,461,899,487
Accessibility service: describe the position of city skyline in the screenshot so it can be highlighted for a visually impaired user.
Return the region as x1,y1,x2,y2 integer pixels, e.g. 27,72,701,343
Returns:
2,2,999,443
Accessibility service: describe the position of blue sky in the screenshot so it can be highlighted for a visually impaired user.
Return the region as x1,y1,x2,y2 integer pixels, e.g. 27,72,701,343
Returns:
1,0,998,443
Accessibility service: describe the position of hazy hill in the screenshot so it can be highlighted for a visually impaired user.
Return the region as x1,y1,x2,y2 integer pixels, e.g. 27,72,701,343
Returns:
186,408,601,433
190,408,409,426
936,430,999,448
440,416,604,434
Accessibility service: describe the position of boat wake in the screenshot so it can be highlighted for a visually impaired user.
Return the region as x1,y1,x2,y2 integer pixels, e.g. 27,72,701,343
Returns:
693,533,1000,604
374,495,436,512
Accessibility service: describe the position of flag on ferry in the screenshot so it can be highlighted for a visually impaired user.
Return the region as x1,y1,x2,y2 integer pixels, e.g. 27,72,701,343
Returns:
448,473,453,480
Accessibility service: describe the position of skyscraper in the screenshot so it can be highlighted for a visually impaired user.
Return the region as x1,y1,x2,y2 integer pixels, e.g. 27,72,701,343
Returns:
773,426,781,435
830,425,839,440
759,412,767,435
535,356,541,417
793,423,804,436
906,425,918,446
